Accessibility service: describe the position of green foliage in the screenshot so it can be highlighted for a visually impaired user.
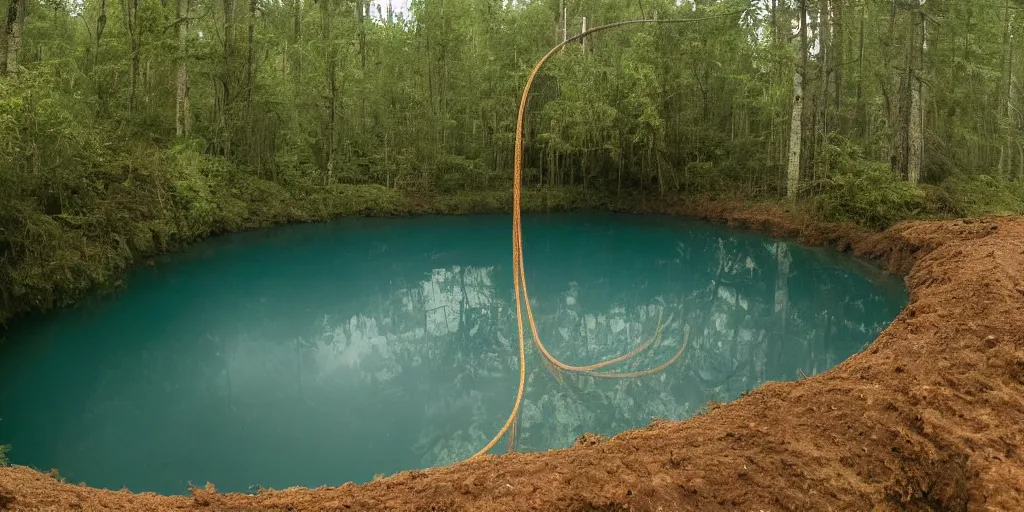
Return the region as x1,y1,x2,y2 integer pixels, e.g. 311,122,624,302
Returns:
0,444,9,466
429,155,492,194
0,0,1022,326
815,162,927,229
934,176,1024,218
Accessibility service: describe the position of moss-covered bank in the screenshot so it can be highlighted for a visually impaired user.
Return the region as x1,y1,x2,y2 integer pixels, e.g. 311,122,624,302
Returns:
3,143,1021,330
0,184,608,328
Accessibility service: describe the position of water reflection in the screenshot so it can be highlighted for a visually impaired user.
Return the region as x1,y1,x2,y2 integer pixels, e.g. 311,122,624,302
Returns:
0,214,907,494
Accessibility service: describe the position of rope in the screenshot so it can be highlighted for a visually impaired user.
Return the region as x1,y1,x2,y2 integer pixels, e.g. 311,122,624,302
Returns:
471,10,744,459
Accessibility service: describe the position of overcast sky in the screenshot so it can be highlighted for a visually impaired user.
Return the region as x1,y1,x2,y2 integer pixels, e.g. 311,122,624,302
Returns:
371,0,411,18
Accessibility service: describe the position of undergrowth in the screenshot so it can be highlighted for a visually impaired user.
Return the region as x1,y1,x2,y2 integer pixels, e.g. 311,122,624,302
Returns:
0,140,604,327
0,109,1020,331
933,175,1024,217
814,161,927,229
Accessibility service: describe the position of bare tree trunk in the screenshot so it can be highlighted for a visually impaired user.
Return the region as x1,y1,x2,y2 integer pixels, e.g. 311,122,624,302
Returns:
357,0,366,69
770,0,784,167
1017,143,1024,181
175,0,191,137
1000,0,1015,177
581,17,587,53
887,0,906,174
558,0,565,43
90,0,108,110
2,0,22,75
786,0,808,199
357,0,367,136
832,0,843,116
220,0,234,156
95,0,107,69
327,61,336,186
0,0,6,75
122,0,140,112
907,70,922,184
246,0,255,102
907,9,923,185
1011,37,1019,181
818,0,831,179
292,0,301,82
321,0,337,184
786,70,804,199
857,0,866,141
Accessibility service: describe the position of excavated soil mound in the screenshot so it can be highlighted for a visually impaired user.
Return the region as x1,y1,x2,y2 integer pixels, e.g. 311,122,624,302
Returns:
2,206,1023,511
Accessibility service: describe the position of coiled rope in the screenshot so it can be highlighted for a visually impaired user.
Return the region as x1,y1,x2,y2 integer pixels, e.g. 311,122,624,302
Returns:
471,10,745,459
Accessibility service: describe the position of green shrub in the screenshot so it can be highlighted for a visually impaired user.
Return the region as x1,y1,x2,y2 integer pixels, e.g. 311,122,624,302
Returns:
305,184,409,218
0,444,9,466
431,155,490,193
815,161,926,229
934,175,1024,218
166,146,220,240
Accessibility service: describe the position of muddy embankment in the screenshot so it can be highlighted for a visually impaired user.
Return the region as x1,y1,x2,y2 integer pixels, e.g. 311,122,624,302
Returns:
1,202,1022,511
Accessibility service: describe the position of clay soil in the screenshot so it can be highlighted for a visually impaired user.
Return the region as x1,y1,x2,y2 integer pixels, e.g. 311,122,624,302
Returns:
1,203,1023,511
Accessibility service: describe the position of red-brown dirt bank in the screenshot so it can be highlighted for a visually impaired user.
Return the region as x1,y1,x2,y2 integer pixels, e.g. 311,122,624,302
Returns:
1,203,1023,511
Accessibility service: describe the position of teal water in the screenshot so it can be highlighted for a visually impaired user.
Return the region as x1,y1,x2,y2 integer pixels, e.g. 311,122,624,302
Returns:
0,213,907,495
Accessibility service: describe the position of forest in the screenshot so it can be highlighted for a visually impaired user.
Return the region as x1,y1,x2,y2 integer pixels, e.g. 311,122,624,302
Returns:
1,0,1023,325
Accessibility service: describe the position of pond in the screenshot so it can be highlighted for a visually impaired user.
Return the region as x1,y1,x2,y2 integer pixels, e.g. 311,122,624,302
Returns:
0,213,908,494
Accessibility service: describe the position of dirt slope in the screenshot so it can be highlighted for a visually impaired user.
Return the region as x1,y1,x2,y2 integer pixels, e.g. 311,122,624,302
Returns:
2,206,1022,511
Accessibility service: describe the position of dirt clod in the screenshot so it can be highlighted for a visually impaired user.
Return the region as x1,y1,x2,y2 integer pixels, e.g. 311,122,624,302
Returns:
0,488,14,510
573,433,608,448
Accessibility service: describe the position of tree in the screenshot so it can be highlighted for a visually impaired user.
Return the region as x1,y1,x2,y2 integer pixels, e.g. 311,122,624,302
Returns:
320,0,339,184
175,0,191,136
121,0,142,112
2,0,23,75
906,4,923,185
787,0,808,199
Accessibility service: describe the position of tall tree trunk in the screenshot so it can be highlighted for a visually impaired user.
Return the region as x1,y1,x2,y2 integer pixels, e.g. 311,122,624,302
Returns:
321,0,337,184
246,0,255,102
175,0,191,137
220,0,235,156
95,0,107,70
1018,142,1024,181
0,0,6,75
558,0,565,43
122,0,140,112
786,70,804,199
907,8,923,185
818,0,831,179
357,0,367,137
786,0,808,199
92,0,109,111
291,0,301,82
1011,34,1020,181
357,0,366,69
832,0,843,117
856,0,866,141
888,0,905,174
770,0,785,167
1000,0,1015,177
2,0,22,75
907,67,922,184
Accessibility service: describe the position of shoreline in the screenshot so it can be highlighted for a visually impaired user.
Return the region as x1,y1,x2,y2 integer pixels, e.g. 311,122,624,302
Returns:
1,201,1022,510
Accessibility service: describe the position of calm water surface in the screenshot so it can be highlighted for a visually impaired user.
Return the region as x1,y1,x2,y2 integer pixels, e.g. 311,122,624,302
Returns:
0,213,908,494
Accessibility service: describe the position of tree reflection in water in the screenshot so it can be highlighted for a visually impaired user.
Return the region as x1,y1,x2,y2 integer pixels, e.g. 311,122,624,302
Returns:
0,213,907,493
277,216,906,467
